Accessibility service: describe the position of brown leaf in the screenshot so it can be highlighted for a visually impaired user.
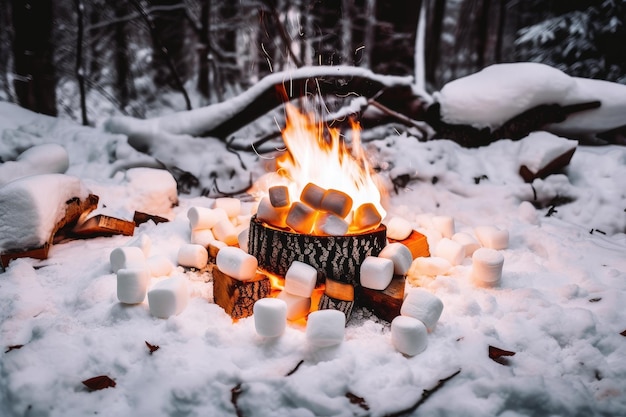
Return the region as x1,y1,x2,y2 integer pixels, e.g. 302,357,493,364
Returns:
489,345,516,365
145,341,160,355
621,330,626,337
82,375,116,391
5,344,24,353
346,392,370,411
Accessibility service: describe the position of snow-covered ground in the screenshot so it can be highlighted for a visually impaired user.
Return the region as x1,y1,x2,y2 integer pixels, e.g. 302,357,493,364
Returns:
1,74,625,417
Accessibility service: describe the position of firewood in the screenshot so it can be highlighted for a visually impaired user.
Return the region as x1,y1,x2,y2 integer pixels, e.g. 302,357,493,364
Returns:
71,214,135,238
519,147,577,183
318,293,354,321
319,277,355,320
388,230,430,259
133,211,169,226
212,266,271,319
358,274,406,323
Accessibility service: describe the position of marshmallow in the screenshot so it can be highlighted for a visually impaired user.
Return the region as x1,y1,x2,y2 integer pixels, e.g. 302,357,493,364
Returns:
435,238,465,266
190,228,215,247
216,246,258,281
110,246,146,273
305,309,345,347
360,256,394,290
284,261,318,298
127,234,152,257
214,197,241,219
474,226,509,250
401,288,444,332
237,227,249,253
146,255,174,277
117,267,150,304
314,212,349,236
212,219,238,246
378,243,413,275
409,256,452,276
391,316,428,356
471,248,504,287
300,183,326,210
256,197,289,228
386,217,413,240
177,243,208,269
451,232,480,257
321,189,353,218
268,185,290,208
277,291,312,320
235,214,251,228
352,203,382,230
187,206,229,230
286,202,317,234
253,298,287,337
147,276,189,318
431,216,455,239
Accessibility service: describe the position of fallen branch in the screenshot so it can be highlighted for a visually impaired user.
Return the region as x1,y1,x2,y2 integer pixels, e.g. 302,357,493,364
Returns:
231,383,244,417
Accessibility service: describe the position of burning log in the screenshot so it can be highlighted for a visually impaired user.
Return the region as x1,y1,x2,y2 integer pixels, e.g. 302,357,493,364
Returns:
212,266,271,319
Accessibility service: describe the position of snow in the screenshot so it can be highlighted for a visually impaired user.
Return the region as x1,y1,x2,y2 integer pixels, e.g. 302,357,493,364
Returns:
517,132,577,173
1,81,626,417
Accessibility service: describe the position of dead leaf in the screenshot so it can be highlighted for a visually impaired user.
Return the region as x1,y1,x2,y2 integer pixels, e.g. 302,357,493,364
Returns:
489,345,516,365
588,297,602,303
145,341,160,355
82,375,116,391
621,330,626,337
346,392,370,411
5,344,24,353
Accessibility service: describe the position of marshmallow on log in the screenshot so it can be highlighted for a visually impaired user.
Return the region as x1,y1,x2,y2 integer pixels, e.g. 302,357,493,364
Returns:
214,197,241,219
177,243,208,269
253,298,287,337
300,183,326,210
110,246,146,273
191,228,215,248
388,230,430,259
360,256,394,290
127,233,152,257
187,207,228,230
216,246,258,281
147,276,189,318
285,261,318,298
391,316,428,356
321,189,353,218
386,217,413,241
378,243,413,275
286,202,317,234
409,256,451,276
435,238,465,266
277,291,311,320
117,267,150,304
452,232,480,257
401,288,444,332
306,309,345,347
314,212,349,236
471,248,504,287
352,203,382,231
268,185,290,208
146,255,174,277
237,227,249,253
432,216,455,239
256,197,289,228
212,219,238,246
474,226,509,250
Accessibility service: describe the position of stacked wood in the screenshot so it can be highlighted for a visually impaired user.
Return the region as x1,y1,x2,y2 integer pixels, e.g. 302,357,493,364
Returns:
318,277,355,320
71,214,135,237
358,274,406,323
388,230,430,259
212,266,271,319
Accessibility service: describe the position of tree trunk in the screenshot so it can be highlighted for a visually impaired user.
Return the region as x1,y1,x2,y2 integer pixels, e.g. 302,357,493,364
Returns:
341,0,354,65
113,0,133,110
362,0,376,68
197,0,210,101
11,0,57,116
425,0,446,87
414,0,426,91
149,0,188,89
74,0,89,126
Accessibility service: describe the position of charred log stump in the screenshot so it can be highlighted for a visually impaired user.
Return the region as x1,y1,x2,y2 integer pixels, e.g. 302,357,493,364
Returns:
212,266,271,319
318,277,356,320
358,275,406,323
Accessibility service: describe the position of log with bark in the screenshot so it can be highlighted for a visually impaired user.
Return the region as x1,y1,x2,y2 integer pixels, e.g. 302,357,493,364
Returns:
212,266,271,319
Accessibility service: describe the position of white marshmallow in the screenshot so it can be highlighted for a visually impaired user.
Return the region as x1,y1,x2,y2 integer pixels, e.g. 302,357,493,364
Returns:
190,228,215,247
401,288,444,332
147,276,189,318
435,238,465,266
391,316,428,356
117,268,150,304
216,246,258,281
409,256,452,276
237,227,249,253
256,197,289,228
474,226,509,250
285,202,316,234
451,232,480,257
146,255,174,277
300,183,326,210
110,246,146,273
127,234,152,257
212,219,238,246
360,256,394,290
253,298,287,337
177,244,208,269
353,203,382,230
314,212,349,236
378,243,413,275
235,214,252,228
431,216,455,238
276,291,311,320
471,248,504,287
187,206,228,230
214,197,241,219
284,261,318,298
306,309,345,347
386,217,413,240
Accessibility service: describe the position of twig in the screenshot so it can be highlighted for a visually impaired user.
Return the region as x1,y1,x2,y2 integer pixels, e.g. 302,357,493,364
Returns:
384,369,461,417
231,383,244,417
368,99,429,138
285,360,304,376
346,392,370,411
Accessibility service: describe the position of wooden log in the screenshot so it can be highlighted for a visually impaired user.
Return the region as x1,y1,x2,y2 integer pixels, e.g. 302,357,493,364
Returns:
318,277,355,321
212,266,271,319
248,215,387,286
70,214,135,237
357,274,406,323
388,230,430,259
519,147,577,183
318,293,354,321
133,211,169,226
